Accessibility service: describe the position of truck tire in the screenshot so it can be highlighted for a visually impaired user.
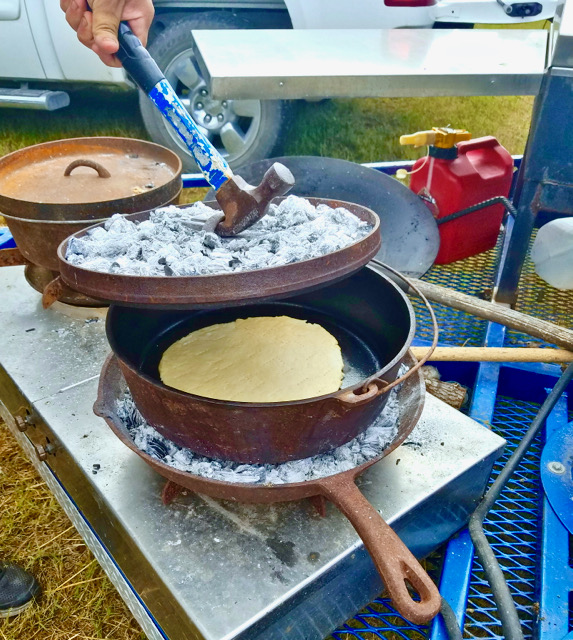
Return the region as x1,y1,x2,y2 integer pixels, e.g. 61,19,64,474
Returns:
140,12,288,172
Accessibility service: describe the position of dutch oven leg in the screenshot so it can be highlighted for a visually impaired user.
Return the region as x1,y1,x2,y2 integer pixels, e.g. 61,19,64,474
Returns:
161,480,186,505
42,276,64,309
308,495,328,517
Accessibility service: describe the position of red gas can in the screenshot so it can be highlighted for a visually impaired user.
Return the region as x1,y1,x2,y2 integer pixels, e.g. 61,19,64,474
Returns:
407,135,514,264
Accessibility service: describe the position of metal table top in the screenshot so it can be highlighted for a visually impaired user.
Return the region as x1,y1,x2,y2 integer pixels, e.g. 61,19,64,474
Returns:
192,28,548,100
0,266,505,640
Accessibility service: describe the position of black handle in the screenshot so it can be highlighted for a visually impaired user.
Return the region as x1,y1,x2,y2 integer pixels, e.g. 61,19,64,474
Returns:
116,22,165,94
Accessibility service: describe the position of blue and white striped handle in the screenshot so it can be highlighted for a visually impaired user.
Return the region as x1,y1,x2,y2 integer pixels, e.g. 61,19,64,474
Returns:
116,22,232,190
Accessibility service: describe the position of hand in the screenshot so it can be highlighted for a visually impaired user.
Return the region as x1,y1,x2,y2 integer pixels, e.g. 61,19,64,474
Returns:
60,0,155,67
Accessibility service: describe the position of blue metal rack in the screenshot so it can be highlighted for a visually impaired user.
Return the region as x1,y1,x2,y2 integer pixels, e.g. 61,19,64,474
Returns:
0,226,15,249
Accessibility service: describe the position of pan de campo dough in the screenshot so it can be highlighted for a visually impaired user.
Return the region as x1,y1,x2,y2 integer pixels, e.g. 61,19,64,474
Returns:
159,316,344,402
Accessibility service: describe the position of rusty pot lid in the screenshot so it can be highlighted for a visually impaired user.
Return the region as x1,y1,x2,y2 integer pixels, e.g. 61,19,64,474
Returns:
58,198,382,309
0,137,182,221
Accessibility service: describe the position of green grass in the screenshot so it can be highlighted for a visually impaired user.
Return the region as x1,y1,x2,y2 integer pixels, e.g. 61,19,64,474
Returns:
284,95,534,161
0,88,534,164
0,87,147,158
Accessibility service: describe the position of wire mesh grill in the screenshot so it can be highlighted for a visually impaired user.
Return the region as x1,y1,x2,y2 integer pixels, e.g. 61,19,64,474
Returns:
329,604,429,640
512,230,573,343
327,396,543,640
412,246,497,347
411,230,573,349
328,554,443,639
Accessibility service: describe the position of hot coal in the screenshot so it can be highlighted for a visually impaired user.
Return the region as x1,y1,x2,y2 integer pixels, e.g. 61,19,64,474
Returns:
65,195,372,276
116,384,400,485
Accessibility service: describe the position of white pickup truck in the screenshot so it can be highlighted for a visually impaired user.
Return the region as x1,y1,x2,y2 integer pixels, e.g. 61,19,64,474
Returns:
0,0,556,170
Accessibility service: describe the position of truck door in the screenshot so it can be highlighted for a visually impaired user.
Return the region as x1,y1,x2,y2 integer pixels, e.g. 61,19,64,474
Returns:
40,0,127,83
0,0,45,78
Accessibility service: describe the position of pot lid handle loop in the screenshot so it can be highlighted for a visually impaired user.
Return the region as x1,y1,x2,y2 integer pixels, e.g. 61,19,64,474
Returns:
63,159,111,179
318,473,441,624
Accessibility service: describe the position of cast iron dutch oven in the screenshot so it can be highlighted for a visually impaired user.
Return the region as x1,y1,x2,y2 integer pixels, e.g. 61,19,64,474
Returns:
105,265,436,465
0,137,182,305
57,197,381,308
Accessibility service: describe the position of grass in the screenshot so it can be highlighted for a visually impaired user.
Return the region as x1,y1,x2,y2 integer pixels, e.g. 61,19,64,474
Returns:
0,422,146,640
0,88,534,164
283,95,534,161
0,88,146,157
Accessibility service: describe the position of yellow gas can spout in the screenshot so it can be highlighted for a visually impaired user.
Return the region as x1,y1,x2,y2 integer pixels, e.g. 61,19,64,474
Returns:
400,127,471,149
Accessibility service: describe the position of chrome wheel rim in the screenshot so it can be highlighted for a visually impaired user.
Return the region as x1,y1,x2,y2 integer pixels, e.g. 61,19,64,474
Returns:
163,50,263,164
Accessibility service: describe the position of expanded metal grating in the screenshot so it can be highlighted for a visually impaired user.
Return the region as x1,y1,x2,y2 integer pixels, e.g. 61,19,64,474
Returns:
505,241,573,348
463,397,542,638
412,247,497,347
329,603,430,640
327,395,544,640
328,556,443,640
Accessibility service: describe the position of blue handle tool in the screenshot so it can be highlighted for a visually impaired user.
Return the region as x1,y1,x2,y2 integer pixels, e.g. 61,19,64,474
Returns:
116,22,232,190
88,16,295,236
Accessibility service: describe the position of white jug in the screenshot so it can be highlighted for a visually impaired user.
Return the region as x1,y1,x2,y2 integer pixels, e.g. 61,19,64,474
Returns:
530,218,573,290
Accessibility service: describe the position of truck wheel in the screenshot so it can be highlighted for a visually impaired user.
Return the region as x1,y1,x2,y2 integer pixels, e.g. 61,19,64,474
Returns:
140,13,288,172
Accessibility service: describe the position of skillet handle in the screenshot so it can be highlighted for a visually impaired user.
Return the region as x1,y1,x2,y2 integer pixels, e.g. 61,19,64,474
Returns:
318,473,441,625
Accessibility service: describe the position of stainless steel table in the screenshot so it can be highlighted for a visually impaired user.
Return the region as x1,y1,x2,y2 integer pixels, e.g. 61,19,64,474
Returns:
191,28,548,100
0,266,505,640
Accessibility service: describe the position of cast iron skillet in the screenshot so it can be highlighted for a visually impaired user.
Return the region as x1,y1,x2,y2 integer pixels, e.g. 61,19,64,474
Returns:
205,156,440,277
105,266,425,464
95,351,441,625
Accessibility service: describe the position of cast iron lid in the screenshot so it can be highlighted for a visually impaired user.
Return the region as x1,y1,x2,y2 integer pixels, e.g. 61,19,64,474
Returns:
57,197,381,309
0,137,182,221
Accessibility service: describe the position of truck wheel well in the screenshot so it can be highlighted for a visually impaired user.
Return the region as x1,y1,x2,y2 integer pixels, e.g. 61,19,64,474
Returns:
149,8,292,43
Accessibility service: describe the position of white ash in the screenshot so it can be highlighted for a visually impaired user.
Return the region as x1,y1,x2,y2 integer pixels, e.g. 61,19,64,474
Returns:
116,387,401,485
65,195,372,276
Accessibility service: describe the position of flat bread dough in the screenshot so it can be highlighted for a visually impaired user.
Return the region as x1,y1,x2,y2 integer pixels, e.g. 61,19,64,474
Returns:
158,316,344,402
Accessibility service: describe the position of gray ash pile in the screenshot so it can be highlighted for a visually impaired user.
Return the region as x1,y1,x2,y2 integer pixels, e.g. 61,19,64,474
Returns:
117,387,400,485
65,195,372,277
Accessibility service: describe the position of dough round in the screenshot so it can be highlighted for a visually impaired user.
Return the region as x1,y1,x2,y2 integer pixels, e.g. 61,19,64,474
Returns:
158,316,344,402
